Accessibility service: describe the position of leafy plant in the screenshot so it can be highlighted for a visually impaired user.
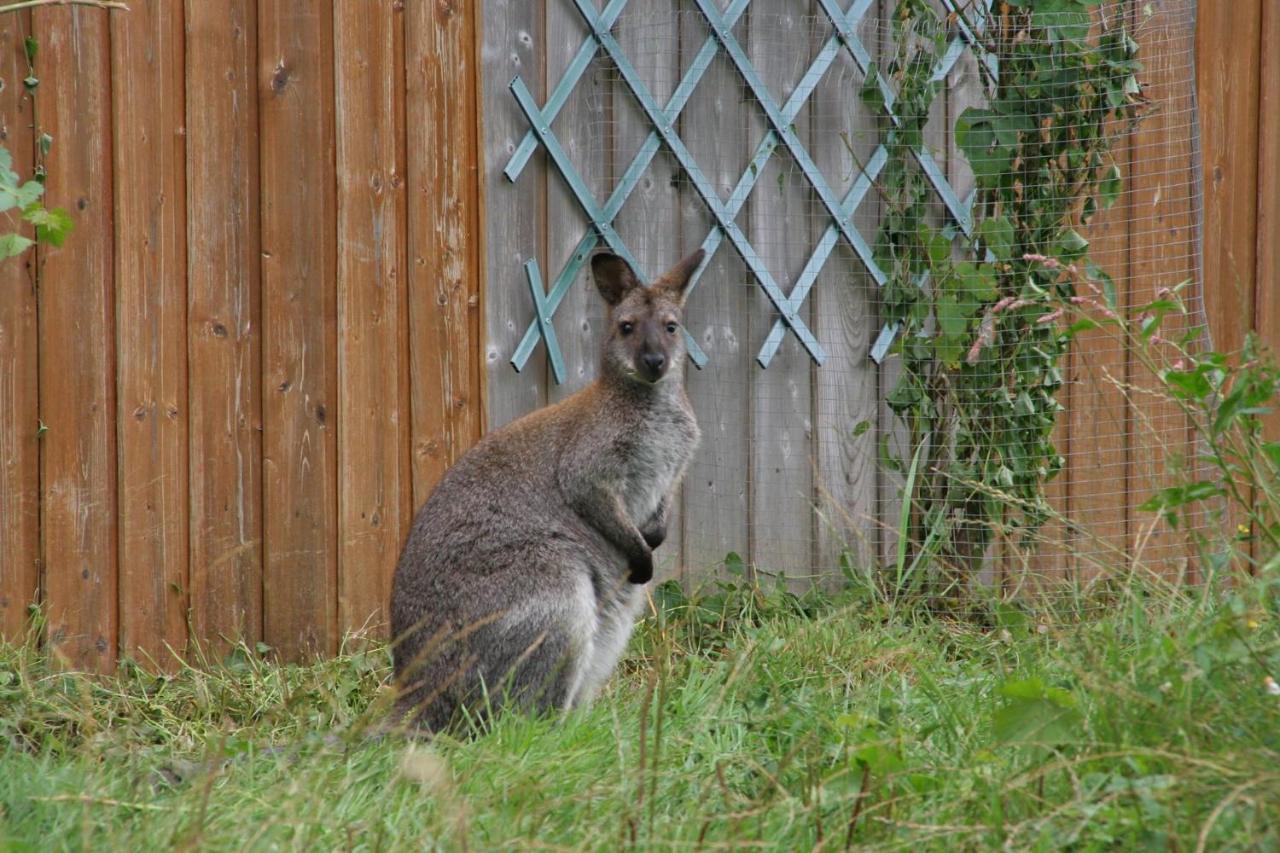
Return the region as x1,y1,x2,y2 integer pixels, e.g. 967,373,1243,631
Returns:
0,3,106,265
1023,258,1280,578
0,145,71,258
872,0,1147,597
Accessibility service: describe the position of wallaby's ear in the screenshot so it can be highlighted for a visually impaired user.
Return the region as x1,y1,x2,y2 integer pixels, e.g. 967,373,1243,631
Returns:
591,253,641,306
654,248,706,305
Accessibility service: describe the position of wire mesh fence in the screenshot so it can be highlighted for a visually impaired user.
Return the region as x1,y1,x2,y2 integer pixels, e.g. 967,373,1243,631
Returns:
496,0,1206,601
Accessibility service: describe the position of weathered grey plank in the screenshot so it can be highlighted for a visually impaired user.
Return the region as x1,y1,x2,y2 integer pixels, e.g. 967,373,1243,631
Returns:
547,0,604,403
484,0,546,428
811,7,880,586
614,0,686,578
747,0,814,589
877,0,908,571
680,5,750,582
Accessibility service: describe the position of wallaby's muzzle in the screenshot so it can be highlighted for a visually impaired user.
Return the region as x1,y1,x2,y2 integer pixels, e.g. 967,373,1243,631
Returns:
639,350,666,383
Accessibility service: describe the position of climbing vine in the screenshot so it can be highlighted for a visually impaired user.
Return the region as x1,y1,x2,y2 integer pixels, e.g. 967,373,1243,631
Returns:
0,1,125,262
872,0,1147,594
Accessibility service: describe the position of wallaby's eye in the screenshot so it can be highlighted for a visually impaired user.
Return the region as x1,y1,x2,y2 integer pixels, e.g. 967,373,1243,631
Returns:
619,321,634,335
665,322,678,335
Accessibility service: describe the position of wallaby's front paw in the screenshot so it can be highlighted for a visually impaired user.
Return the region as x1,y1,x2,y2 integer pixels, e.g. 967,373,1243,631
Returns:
640,521,666,550
627,551,654,584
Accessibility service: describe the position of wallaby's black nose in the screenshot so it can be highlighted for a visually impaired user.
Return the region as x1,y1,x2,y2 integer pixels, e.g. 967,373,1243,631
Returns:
641,352,666,377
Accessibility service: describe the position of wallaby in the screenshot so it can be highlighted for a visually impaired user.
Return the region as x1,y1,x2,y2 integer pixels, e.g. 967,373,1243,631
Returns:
390,249,704,733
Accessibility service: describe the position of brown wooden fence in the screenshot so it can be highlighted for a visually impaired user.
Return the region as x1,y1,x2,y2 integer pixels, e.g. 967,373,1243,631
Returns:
0,1,1275,670
0,1,484,670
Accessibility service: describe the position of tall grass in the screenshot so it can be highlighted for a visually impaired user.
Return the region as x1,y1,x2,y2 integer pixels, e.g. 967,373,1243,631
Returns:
2,571,1277,850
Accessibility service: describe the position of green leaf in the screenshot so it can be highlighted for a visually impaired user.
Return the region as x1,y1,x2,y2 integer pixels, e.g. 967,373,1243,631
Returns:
1056,229,1089,262
977,216,1015,259
852,741,904,775
953,262,998,301
1161,367,1214,400
852,420,872,438
1138,481,1225,514
1099,163,1122,209
24,205,73,247
1263,441,1280,471
859,67,886,113
723,551,746,577
0,233,34,259
0,180,43,212
993,677,1083,746
955,109,1025,182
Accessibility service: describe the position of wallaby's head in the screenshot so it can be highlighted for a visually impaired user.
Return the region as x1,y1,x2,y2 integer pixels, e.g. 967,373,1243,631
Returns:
591,249,705,386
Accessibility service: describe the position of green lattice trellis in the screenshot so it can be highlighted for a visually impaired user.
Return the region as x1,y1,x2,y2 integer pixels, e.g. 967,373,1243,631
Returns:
506,0,997,383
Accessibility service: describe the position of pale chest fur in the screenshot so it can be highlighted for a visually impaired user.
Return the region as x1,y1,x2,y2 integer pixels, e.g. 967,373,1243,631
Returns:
618,401,700,525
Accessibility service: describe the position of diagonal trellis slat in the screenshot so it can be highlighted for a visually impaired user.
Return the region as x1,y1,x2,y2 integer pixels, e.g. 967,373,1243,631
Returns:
505,0,997,378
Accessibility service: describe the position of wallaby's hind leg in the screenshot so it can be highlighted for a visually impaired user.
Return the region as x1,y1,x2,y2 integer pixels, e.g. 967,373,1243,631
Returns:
459,585,599,722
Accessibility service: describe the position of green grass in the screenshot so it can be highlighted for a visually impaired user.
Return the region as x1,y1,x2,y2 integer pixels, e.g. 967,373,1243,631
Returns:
2,576,1278,851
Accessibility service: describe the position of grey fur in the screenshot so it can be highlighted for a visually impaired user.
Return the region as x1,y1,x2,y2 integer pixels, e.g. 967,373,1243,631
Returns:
390,249,704,733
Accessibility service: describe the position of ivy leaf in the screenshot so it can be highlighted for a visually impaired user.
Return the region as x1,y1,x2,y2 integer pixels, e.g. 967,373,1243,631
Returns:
953,261,998,302
977,216,1014,260
1056,229,1089,263
1099,163,1122,209
0,233,35,259
956,109,1025,182
859,67,886,113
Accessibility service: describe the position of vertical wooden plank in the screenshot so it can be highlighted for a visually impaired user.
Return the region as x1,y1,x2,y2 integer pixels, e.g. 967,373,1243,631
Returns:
811,10,880,581
0,10,39,639
1070,64,1132,584
258,2,338,660
1127,5,1197,578
408,0,485,507
680,7,749,581
186,0,263,655
482,0,545,432
546,0,602,404
1257,1,1280,443
614,0,686,577
34,6,117,672
1197,1,1260,358
747,2,813,588
335,1,410,639
112,0,188,666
